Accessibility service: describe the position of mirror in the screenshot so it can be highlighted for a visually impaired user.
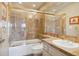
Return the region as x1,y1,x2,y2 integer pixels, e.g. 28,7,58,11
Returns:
44,3,79,38
44,13,79,38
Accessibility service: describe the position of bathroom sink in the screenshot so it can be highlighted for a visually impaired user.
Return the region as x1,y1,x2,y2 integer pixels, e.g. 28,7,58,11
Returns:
52,39,79,48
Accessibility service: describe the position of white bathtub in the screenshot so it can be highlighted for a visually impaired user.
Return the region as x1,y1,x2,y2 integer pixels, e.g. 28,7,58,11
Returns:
9,39,43,56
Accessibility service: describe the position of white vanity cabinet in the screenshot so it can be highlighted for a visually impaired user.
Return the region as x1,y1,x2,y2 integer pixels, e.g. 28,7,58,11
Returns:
42,41,69,56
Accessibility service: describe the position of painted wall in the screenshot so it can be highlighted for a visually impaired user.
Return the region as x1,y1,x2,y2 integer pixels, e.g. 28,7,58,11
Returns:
57,3,79,37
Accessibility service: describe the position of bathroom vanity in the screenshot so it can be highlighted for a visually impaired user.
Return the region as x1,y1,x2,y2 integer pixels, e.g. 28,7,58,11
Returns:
42,39,71,56
41,37,79,56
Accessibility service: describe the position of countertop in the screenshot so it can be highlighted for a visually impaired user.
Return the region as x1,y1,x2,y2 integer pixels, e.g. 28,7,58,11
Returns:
41,34,79,56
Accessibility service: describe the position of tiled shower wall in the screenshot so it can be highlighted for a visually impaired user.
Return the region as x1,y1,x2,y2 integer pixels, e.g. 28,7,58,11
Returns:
9,12,44,42
9,12,27,42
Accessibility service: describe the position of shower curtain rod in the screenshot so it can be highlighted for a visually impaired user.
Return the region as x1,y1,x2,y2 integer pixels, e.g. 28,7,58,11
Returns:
11,8,61,16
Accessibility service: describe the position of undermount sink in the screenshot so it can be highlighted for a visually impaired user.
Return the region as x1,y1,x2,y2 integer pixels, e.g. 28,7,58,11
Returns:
52,39,79,48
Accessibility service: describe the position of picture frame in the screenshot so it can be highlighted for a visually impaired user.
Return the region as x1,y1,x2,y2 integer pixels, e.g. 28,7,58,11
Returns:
69,16,79,24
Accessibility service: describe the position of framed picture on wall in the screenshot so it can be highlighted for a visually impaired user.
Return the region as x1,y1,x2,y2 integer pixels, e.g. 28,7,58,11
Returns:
69,16,79,24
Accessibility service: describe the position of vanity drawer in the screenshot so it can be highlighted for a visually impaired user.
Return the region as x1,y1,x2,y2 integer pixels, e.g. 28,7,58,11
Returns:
43,42,49,51
43,50,51,56
48,45,66,56
43,41,67,56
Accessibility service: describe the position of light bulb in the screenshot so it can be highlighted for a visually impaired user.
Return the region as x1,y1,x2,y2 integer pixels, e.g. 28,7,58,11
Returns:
33,4,36,7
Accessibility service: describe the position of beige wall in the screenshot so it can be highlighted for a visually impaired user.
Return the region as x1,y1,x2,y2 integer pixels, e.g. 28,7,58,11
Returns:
57,3,79,37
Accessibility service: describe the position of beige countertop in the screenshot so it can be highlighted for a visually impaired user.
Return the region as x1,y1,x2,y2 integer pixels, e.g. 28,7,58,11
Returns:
41,35,79,56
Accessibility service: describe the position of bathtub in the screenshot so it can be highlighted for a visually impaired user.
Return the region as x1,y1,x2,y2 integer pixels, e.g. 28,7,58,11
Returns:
9,39,43,56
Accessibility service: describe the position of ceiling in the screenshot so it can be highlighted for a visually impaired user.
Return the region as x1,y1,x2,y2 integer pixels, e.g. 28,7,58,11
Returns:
9,2,47,10
39,2,73,12
8,2,74,13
